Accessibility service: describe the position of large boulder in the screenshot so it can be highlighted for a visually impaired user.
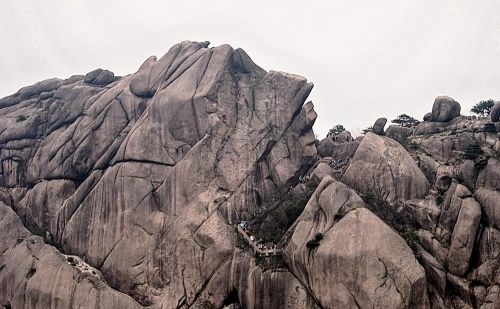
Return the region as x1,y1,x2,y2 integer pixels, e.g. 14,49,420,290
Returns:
372,117,387,135
331,140,360,162
476,158,500,191
435,182,472,245
490,101,500,122
317,137,334,157
459,160,479,189
285,177,429,308
431,96,461,122
386,125,413,141
398,197,440,231
446,198,481,276
84,68,116,85
310,162,332,185
342,132,429,203
333,130,353,143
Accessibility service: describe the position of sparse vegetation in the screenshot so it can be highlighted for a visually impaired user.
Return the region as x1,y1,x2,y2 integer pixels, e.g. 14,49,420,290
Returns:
16,115,28,122
66,256,78,266
401,226,419,252
483,122,497,133
452,174,465,185
391,114,420,128
255,253,287,271
464,143,483,160
474,157,489,170
314,232,323,241
392,132,408,147
327,124,346,138
435,195,444,205
306,232,325,249
249,179,316,244
362,126,373,134
470,99,494,117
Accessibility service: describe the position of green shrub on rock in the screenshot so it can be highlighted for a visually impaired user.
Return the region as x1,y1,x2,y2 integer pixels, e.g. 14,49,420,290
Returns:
16,115,28,122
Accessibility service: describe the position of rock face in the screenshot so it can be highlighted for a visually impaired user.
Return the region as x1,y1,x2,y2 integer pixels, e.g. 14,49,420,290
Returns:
343,95,499,308
0,41,321,308
342,132,429,203
431,96,461,122
284,177,429,308
1,40,498,308
0,202,142,309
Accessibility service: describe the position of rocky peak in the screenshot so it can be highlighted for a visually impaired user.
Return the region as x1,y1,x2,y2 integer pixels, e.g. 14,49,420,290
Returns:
1,43,499,309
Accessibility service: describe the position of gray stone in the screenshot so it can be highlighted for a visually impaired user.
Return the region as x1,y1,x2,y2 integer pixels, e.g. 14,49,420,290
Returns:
333,130,353,143
490,101,500,122
310,162,332,185
285,179,429,309
399,197,440,230
372,117,387,135
418,132,474,162
230,250,319,309
84,68,115,85
459,160,479,189
418,246,446,294
0,41,320,307
476,158,500,191
423,112,432,121
317,137,334,157
0,203,142,309
386,125,413,141
342,132,429,203
447,197,481,276
436,182,472,245
331,140,360,162
475,189,500,230
431,96,461,122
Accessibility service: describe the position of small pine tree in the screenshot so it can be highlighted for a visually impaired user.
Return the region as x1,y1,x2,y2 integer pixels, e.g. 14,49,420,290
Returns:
470,100,495,117
16,115,28,122
362,126,373,134
391,114,420,128
327,125,346,138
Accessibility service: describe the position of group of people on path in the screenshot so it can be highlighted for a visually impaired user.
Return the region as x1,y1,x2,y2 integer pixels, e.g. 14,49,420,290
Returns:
238,221,279,254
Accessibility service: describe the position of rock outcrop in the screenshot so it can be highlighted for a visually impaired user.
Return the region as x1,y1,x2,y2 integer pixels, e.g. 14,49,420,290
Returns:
0,41,321,308
431,96,461,122
1,40,498,309
0,202,142,309
284,177,429,308
491,101,500,122
342,132,429,203
372,117,387,135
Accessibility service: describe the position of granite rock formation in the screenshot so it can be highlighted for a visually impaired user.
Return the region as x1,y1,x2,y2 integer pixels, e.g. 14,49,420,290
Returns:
0,41,499,309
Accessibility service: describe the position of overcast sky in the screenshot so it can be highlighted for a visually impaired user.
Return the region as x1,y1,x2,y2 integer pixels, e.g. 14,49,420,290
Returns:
1,0,500,137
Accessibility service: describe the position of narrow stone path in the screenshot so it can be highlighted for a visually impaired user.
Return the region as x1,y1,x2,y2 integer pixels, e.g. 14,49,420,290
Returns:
236,225,281,256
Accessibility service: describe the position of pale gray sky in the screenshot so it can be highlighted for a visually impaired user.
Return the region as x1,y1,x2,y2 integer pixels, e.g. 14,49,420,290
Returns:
1,0,500,137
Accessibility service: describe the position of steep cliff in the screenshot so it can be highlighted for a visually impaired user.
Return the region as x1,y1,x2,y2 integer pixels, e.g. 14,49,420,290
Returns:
0,41,498,308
